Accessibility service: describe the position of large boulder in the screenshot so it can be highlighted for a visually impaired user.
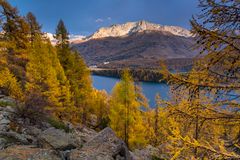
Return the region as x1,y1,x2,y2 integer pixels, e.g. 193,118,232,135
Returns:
38,127,78,151
70,127,131,160
0,145,61,160
73,125,97,143
131,145,169,160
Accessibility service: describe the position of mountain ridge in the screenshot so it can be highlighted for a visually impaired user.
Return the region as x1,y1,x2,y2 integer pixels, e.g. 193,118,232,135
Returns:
86,20,193,41
45,21,193,44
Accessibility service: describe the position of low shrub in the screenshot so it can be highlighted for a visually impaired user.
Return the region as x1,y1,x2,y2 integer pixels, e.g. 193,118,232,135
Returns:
47,117,73,133
0,101,15,107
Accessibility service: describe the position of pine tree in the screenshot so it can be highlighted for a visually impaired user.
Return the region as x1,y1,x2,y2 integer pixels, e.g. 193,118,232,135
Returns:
0,1,30,49
55,19,69,48
0,0,30,86
55,19,92,123
25,12,42,42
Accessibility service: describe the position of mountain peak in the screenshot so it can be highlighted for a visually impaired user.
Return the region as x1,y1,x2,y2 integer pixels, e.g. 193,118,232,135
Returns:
88,21,192,40
45,33,85,45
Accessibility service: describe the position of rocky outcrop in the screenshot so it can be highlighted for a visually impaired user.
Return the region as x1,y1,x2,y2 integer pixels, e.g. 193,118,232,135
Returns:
131,145,169,160
73,125,97,143
1,94,165,160
0,145,61,160
0,105,14,132
70,127,131,160
0,131,30,145
38,127,78,151
0,95,18,150
0,95,134,160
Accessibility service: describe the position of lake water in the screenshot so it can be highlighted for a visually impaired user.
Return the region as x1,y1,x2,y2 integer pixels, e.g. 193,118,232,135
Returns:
92,75,169,107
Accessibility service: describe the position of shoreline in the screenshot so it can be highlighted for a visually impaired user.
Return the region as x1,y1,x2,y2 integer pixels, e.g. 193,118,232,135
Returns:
90,67,165,83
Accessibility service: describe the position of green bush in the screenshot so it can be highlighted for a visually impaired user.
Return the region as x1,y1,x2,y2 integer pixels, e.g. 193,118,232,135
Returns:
0,101,15,107
47,118,73,133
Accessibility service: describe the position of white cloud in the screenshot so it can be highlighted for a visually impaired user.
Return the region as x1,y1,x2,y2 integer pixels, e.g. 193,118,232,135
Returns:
95,18,104,23
95,17,112,23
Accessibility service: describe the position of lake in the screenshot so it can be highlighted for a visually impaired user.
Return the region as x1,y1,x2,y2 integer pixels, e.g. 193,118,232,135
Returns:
92,75,169,107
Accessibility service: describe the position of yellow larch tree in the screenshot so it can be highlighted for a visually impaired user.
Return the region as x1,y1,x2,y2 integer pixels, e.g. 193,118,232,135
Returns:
109,69,148,149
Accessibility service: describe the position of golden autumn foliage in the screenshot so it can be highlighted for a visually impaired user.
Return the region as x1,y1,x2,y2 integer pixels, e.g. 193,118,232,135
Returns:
0,1,240,159
0,68,24,101
25,37,73,119
158,0,240,159
109,69,148,149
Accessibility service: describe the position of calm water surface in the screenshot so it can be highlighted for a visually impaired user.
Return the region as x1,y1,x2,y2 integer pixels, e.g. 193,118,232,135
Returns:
92,75,169,107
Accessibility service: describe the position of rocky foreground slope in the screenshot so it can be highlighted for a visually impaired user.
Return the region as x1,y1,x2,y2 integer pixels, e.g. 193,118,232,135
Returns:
0,93,164,160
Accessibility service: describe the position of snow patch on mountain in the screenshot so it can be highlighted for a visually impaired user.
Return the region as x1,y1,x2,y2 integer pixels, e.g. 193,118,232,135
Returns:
44,33,85,45
87,21,193,40
69,34,86,42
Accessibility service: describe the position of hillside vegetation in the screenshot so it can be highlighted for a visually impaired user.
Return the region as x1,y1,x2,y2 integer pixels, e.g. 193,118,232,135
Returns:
0,0,239,159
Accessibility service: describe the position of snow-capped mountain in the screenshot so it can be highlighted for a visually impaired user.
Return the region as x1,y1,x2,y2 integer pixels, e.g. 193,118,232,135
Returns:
85,20,192,41
44,33,85,45
72,21,197,69
69,34,86,43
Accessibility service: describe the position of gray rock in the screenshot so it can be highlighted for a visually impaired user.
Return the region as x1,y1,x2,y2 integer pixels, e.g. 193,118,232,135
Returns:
5,106,15,113
0,94,5,99
0,131,29,145
0,125,9,132
31,150,61,160
0,105,17,133
24,126,42,136
131,145,168,160
0,118,10,125
38,127,77,151
70,127,131,160
0,106,15,114
0,145,61,160
0,109,11,132
0,138,8,150
73,125,97,143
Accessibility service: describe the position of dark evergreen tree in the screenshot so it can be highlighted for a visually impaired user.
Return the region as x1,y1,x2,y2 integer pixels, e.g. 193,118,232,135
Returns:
0,0,29,49
55,19,92,123
55,19,71,71
55,19,69,48
0,0,30,87
25,12,42,42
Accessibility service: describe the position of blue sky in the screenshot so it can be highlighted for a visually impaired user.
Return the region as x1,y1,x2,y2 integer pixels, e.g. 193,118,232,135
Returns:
8,0,200,35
